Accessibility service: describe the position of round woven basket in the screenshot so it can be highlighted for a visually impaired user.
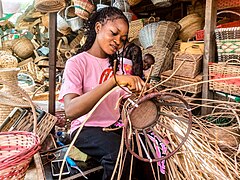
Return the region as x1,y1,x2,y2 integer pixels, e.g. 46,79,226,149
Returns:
0,54,18,68
178,13,204,41
34,0,66,13
12,38,34,59
0,79,40,179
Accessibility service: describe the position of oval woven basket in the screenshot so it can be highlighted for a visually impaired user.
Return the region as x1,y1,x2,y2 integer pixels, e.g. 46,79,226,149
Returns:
0,79,40,179
12,38,34,59
34,0,66,13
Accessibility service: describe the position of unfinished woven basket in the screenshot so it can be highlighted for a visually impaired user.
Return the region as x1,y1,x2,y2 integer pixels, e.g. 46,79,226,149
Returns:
34,0,66,13
0,79,40,180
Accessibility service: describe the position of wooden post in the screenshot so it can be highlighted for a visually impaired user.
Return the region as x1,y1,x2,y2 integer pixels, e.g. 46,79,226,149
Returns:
48,13,57,115
201,0,217,115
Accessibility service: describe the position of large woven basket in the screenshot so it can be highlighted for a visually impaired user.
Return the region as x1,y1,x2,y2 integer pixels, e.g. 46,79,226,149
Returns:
34,0,66,13
0,79,40,179
153,21,181,49
209,59,240,96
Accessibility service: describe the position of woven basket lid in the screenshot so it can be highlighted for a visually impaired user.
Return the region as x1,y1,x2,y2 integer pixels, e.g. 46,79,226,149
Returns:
34,0,66,13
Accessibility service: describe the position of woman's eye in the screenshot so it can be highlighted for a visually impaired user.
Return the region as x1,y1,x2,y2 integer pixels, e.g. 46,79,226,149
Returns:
111,31,118,36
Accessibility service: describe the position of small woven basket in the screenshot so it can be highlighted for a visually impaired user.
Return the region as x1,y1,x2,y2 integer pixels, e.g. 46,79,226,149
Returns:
73,0,95,20
34,0,66,13
12,38,34,59
0,79,40,180
209,59,240,96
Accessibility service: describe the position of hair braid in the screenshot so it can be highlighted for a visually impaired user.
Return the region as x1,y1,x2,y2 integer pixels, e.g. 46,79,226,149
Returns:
79,7,129,71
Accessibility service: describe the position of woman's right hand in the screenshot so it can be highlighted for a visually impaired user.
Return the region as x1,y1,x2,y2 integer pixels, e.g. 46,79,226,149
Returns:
114,75,145,92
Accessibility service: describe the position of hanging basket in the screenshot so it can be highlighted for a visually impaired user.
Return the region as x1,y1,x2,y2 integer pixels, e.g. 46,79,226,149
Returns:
0,79,40,179
73,0,95,20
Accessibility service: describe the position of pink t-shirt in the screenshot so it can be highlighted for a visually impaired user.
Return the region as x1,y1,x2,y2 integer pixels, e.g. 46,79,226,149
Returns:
59,52,125,133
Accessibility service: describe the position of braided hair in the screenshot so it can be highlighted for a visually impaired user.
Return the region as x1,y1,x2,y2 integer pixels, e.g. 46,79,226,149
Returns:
79,6,129,70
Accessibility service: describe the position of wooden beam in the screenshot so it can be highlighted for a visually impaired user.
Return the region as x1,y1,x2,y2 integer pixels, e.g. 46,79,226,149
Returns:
48,13,57,115
201,0,217,115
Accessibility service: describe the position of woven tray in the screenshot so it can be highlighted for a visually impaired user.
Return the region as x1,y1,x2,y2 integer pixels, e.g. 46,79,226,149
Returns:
161,70,203,93
209,60,240,96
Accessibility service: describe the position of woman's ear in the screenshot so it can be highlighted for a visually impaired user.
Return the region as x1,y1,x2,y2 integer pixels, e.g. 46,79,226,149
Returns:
95,22,102,34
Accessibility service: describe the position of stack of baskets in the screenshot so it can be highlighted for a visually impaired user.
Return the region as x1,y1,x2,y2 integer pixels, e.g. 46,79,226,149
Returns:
160,45,203,94
209,11,240,96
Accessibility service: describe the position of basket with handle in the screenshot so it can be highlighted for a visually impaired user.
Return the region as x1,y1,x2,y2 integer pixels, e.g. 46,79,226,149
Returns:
12,37,34,59
208,59,240,96
0,79,40,179
34,0,66,13
173,47,203,79
215,11,240,62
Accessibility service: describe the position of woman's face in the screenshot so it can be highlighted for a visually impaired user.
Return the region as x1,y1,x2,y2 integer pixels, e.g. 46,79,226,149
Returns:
95,18,128,56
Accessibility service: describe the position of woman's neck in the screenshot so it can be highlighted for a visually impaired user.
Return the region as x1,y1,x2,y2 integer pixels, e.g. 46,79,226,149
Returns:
87,44,107,59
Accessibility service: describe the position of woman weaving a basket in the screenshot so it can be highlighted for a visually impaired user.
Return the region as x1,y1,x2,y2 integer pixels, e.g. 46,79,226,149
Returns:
59,7,145,180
